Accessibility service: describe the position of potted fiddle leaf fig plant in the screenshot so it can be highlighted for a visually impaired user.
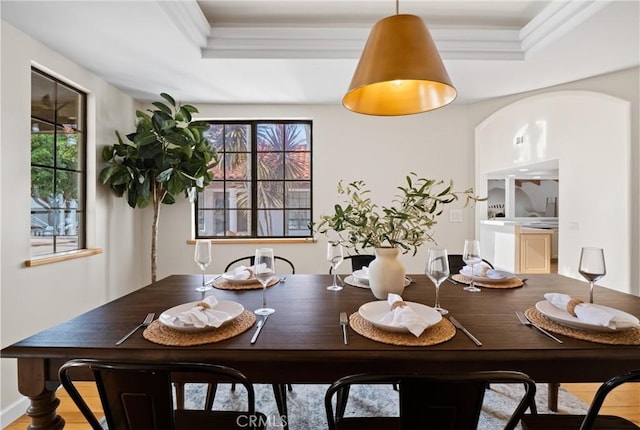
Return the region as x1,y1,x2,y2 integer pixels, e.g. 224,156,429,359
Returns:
316,173,483,298
99,93,218,282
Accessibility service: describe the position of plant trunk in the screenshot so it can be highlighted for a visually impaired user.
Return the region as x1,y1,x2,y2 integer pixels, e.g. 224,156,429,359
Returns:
151,197,160,283
151,178,164,283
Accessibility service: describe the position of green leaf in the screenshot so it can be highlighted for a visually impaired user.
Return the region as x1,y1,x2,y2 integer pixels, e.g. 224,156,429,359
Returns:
133,130,159,147
156,168,173,182
138,141,163,159
182,104,198,113
151,101,172,115
167,172,184,195
160,92,176,107
98,165,117,183
102,146,114,162
162,193,176,204
179,106,193,122
126,187,138,208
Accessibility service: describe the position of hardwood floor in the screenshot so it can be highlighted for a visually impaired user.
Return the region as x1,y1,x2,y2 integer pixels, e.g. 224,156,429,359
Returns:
4,381,638,429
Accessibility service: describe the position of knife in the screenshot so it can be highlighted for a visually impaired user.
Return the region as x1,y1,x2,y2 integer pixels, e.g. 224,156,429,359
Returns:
449,316,482,347
250,315,269,344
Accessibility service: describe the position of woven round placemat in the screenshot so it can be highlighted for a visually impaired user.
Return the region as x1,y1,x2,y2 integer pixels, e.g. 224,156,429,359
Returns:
142,310,256,346
213,277,280,290
451,274,523,289
524,307,640,345
349,312,455,346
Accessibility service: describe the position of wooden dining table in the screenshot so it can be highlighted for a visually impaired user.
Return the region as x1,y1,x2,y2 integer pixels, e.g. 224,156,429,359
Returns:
2,273,639,429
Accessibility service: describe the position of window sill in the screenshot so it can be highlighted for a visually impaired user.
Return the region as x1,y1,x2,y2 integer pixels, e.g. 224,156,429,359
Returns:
25,248,103,267
187,238,316,245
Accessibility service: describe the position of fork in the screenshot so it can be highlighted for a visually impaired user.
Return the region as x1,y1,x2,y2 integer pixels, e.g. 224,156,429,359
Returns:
515,311,563,343
116,313,154,345
340,312,349,344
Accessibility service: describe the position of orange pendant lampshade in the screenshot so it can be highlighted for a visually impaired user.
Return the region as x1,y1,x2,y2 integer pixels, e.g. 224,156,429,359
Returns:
343,13,456,116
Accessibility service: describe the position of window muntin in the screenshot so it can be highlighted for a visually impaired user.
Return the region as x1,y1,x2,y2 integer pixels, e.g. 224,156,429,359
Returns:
196,120,312,239
30,69,86,256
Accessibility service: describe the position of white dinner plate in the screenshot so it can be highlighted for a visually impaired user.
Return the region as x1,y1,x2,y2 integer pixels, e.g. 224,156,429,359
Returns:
535,300,639,332
345,275,411,289
358,301,442,333
458,268,516,283
352,269,369,283
158,300,244,332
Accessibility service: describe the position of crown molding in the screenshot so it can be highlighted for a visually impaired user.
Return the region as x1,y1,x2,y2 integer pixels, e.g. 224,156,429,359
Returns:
163,0,603,61
158,0,210,48
520,0,611,56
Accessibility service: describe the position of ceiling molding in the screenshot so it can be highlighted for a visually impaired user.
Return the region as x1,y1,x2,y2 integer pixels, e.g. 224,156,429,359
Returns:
158,0,210,48
202,25,526,60
520,0,611,56
163,0,613,62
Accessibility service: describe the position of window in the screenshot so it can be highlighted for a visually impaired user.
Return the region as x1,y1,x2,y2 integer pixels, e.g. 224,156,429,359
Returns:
196,120,312,239
30,69,86,256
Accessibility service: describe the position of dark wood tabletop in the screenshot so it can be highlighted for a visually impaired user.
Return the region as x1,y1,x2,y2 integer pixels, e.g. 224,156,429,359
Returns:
3,274,639,429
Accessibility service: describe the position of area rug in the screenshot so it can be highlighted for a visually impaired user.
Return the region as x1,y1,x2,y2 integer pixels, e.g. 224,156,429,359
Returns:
172,382,588,430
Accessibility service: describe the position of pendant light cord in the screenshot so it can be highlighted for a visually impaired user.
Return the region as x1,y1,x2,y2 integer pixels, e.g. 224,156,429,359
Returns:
396,0,399,15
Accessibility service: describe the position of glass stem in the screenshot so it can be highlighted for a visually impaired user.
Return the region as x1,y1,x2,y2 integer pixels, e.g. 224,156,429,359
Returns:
434,284,440,308
471,264,476,289
202,269,205,287
332,267,338,287
262,284,268,308
590,281,594,303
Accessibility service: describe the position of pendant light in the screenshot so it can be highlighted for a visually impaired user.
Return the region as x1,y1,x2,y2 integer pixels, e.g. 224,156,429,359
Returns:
343,0,456,116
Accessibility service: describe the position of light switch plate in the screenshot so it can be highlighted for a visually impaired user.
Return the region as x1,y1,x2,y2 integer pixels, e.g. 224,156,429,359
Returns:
449,209,463,223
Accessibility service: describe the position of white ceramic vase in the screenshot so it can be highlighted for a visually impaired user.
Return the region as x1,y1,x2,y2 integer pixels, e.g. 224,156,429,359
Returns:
368,247,406,299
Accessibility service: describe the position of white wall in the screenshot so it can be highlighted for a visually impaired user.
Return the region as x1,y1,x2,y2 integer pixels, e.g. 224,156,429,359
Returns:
475,90,633,295
0,22,144,425
467,68,639,296
152,104,479,280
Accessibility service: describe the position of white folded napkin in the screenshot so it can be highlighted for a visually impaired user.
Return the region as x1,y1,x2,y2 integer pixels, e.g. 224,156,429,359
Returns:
460,265,506,279
544,293,637,330
226,265,255,280
379,293,429,337
173,296,230,328
354,266,369,279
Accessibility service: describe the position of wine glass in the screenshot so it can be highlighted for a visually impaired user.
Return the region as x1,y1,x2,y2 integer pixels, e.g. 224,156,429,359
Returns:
426,248,450,314
578,247,606,303
462,239,482,292
327,243,344,291
194,240,213,292
254,248,276,315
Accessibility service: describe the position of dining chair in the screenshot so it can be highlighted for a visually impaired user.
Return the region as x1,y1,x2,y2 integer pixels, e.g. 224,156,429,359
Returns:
224,255,296,274
521,369,640,430
329,254,376,274
447,254,494,275
218,254,295,429
325,371,536,430
59,359,267,430
449,253,563,410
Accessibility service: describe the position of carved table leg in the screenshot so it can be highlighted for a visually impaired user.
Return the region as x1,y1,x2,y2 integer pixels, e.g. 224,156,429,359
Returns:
25,391,65,430
17,358,65,430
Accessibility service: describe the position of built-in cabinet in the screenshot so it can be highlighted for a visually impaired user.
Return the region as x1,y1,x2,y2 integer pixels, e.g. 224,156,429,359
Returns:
517,228,552,274
479,221,553,275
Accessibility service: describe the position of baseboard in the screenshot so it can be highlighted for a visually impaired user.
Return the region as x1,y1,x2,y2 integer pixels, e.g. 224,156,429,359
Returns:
0,396,29,429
